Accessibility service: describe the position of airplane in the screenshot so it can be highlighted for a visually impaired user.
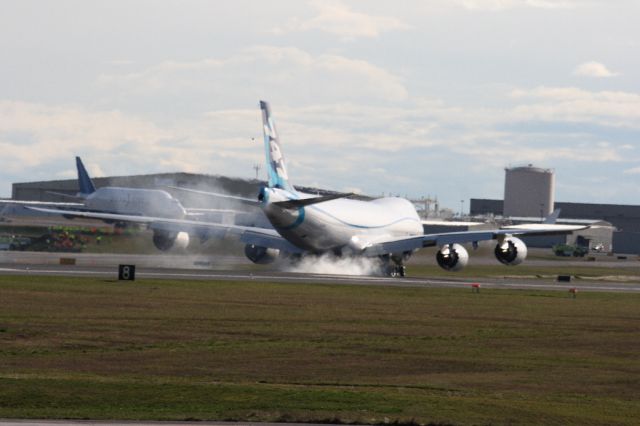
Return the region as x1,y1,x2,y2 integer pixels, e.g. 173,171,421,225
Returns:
1,157,232,250
27,101,588,276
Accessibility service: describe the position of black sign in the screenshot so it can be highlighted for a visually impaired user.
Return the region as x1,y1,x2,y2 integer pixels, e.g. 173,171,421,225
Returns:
118,264,136,281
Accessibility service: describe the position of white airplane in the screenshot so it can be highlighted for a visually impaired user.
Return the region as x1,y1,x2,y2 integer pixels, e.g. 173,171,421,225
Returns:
2,157,221,250
28,101,587,276
2,157,186,216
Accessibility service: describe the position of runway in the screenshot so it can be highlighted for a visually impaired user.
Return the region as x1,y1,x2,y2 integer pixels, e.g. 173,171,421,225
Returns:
0,421,336,426
1,259,639,293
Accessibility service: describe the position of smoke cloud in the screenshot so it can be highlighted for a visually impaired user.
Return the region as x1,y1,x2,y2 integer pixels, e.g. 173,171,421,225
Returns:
282,253,383,276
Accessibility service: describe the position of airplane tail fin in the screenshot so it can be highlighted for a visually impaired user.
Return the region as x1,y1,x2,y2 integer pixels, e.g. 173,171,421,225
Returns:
76,156,96,196
260,101,294,192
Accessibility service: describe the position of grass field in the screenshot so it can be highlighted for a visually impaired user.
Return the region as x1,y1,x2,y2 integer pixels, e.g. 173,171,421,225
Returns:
1,275,639,425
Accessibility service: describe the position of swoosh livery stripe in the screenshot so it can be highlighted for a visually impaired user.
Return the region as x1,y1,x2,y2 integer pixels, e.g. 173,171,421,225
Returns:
307,204,421,230
275,207,306,230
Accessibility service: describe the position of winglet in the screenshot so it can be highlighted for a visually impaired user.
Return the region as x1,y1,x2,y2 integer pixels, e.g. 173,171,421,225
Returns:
543,208,561,224
76,156,96,196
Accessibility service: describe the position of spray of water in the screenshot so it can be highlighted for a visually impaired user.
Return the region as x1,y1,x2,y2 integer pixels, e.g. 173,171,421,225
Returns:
282,253,383,276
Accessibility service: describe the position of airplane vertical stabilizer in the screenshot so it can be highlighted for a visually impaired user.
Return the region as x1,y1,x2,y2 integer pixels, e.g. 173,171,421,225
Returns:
260,100,294,192
76,156,96,196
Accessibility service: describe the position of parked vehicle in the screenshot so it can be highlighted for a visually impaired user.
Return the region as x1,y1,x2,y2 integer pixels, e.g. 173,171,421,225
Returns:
553,244,588,257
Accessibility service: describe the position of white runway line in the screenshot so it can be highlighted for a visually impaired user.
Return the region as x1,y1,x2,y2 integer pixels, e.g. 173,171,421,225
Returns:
1,265,639,293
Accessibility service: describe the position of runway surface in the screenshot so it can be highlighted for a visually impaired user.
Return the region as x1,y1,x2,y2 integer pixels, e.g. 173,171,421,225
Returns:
1,259,639,293
0,421,336,426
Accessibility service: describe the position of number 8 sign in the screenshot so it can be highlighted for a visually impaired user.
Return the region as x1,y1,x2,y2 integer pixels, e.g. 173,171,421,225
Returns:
118,264,136,281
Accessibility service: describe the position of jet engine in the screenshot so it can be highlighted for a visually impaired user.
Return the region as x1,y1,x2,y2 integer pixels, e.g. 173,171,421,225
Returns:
152,230,190,251
436,243,469,271
494,237,527,265
244,244,280,264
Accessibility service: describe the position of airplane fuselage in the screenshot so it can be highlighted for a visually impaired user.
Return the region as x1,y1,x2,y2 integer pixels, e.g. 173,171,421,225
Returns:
84,187,186,219
261,188,423,254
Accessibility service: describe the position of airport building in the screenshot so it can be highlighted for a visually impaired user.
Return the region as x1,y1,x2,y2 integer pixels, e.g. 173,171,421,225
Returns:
470,198,638,254
466,164,639,254
504,165,555,218
11,173,262,204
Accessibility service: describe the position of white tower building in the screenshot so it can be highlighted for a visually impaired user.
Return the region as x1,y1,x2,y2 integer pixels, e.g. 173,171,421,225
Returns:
504,165,555,218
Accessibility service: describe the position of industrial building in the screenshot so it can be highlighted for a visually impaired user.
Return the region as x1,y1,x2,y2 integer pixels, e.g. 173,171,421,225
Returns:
503,165,555,218
11,173,262,205
465,164,639,254
470,198,638,254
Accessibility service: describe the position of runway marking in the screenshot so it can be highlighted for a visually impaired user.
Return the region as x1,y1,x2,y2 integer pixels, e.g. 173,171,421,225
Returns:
126,271,640,292
1,266,639,293
0,267,113,275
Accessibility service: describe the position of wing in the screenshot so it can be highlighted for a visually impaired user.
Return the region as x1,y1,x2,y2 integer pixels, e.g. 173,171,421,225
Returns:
167,186,260,205
0,199,84,207
360,224,589,257
26,206,302,254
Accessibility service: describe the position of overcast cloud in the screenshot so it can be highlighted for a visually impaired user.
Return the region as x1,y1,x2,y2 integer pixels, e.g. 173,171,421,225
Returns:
0,0,638,209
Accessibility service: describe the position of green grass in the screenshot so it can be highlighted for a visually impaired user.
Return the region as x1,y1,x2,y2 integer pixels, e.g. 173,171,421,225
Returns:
1,275,639,425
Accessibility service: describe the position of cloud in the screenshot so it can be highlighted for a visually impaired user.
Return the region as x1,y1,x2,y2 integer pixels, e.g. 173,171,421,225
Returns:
453,0,581,10
0,100,263,182
2,83,638,207
272,0,411,40
508,87,640,127
98,46,408,106
456,140,625,167
573,61,619,78
0,101,168,172
623,167,640,175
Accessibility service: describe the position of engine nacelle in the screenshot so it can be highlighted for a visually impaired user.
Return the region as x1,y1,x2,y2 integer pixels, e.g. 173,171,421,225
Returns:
436,243,469,271
244,244,280,264
495,237,527,266
152,230,190,251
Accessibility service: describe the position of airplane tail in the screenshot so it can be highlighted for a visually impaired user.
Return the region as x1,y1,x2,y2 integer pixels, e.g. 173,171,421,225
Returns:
76,156,96,196
260,101,295,192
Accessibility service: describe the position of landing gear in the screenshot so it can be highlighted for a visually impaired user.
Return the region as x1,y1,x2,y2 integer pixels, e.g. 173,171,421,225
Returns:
388,265,406,278
380,255,407,278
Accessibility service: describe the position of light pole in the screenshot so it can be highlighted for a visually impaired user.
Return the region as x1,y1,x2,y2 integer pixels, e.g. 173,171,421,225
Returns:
460,199,464,218
252,137,260,180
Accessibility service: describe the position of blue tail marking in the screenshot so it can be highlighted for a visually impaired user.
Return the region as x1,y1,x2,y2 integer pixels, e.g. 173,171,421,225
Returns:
260,100,294,192
76,156,96,195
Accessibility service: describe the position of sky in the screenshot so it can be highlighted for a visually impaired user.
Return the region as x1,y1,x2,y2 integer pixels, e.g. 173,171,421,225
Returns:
1,0,639,211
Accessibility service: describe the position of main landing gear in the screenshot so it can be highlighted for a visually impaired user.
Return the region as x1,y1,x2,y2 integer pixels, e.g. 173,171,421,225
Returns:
388,264,406,278
380,254,407,278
